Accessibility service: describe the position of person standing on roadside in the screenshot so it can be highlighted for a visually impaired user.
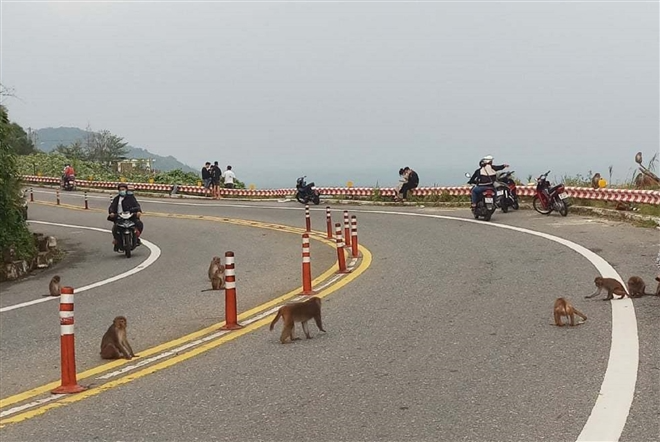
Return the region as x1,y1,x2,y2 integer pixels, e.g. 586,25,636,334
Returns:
211,161,223,199
222,165,236,189
201,162,212,197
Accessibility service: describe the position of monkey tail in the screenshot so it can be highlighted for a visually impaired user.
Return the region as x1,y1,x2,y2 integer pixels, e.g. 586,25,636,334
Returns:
269,309,282,331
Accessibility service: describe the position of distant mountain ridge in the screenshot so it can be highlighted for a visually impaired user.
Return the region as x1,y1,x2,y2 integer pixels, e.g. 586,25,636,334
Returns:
34,127,196,173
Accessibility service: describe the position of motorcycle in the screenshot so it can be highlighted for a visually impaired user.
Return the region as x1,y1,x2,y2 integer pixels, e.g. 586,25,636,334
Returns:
295,176,320,205
61,175,76,191
533,170,570,217
494,170,519,212
465,173,497,221
114,212,140,258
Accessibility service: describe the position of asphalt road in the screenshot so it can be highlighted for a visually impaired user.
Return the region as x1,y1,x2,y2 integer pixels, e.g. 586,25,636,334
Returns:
0,188,657,442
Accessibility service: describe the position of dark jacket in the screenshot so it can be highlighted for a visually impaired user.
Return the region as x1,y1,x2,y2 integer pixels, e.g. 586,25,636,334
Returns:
211,166,222,183
407,170,419,187
469,164,506,185
201,167,211,180
108,194,142,215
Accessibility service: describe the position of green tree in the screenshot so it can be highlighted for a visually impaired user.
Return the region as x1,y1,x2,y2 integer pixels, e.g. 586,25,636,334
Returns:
54,140,86,160
5,122,38,155
0,105,36,260
84,130,128,168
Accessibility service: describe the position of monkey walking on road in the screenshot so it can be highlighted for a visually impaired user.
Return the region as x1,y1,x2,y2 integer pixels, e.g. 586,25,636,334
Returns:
270,297,326,344
554,298,587,326
585,277,628,301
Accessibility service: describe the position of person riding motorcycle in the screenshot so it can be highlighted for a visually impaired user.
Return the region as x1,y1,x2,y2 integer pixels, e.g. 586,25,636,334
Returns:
62,163,75,186
468,155,509,207
108,183,143,252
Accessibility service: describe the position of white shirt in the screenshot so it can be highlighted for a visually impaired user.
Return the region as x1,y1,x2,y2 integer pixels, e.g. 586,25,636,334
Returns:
222,170,236,184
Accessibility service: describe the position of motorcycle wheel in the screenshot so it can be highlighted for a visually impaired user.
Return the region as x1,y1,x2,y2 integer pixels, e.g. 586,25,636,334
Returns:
512,198,519,210
312,195,320,205
483,210,492,221
295,194,307,205
557,199,568,217
532,195,552,215
501,200,509,213
123,235,132,258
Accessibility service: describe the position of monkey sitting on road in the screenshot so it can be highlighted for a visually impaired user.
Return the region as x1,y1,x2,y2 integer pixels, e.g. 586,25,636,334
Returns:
100,316,136,360
270,296,326,344
554,298,587,326
585,276,628,301
201,257,226,292
627,276,653,298
45,275,61,297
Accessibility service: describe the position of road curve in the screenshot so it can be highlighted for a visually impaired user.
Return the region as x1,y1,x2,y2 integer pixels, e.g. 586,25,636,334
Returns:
0,189,657,442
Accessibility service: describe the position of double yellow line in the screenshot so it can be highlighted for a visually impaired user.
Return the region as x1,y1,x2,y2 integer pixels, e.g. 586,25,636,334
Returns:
1,201,372,427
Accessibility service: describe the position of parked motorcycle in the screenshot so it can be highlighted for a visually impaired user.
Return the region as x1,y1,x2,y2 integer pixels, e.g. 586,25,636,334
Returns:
114,212,140,258
465,173,496,221
61,175,76,191
533,170,570,217
295,176,320,205
494,170,519,212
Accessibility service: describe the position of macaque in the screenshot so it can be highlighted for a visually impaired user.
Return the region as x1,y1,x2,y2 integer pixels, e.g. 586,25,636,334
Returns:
208,256,225,281
554,297,587,326
585,276,628,301
269,296,326,344
591,173,602,189
627,276,652,298
201,273,225,292
48,275,61,297
100,316,136,360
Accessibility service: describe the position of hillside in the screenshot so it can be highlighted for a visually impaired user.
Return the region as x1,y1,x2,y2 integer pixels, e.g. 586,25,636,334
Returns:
34,127,196,173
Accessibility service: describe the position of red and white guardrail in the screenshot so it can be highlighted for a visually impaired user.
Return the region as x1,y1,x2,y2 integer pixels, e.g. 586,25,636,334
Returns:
20,175,660,204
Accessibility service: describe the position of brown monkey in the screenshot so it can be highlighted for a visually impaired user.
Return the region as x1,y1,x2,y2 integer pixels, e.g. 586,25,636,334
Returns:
46,275,61,297
554,297,587,326
200,272,225,292
591,173,602,189
208,256,225,281
627,276,653,298
585,276,628,301
100,316,136,360
269,296,326,344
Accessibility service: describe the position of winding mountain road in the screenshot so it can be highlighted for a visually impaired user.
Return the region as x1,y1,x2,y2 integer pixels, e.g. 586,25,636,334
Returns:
0,189,657,442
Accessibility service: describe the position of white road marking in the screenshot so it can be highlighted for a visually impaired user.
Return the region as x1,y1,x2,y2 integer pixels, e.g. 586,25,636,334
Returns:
0,221,162,313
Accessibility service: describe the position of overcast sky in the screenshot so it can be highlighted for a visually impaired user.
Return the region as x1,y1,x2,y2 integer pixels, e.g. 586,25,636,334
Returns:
2,1,658,188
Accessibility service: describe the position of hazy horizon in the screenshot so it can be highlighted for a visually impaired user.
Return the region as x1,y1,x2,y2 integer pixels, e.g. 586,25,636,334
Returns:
2,1,658,189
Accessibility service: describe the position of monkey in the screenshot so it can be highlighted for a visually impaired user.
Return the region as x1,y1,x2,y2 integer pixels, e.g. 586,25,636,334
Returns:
585,276,628,301
269,296,326,344
591,173,601,189
100,316,136,360
554,297,587,326
200,272,225,292
208,256,225,281
45,275,61,297
627,276,653,298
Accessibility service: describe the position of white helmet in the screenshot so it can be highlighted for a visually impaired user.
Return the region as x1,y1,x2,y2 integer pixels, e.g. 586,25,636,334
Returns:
481,155,494,163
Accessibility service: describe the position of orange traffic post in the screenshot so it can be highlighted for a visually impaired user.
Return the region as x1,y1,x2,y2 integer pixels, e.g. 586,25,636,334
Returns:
51,287,87,394
350,215,359,258
325,206,333,239
30,187,34,202
343,210,351,248
305,204,311,232
84,191,89,210
334,223,350,274
301,233,314,294
220,251,243,330
56,189,61,205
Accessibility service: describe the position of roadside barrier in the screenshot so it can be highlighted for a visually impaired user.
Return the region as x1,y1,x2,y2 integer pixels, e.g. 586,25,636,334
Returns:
220,252,243,330
301,233,313,295
350,215,359,258
51,287,86,394
305,204,311,232
343,210,351,248
20,175,660,204
334,223,349,274
56,189,60,205
326,206,333,239
84,192,89,210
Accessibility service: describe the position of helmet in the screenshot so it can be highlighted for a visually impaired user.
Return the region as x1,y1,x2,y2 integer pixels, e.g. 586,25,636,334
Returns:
481,155,493,163
117,183,128,190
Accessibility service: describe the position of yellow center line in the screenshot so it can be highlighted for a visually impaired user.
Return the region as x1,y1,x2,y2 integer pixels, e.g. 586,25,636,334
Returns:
0,200,371,426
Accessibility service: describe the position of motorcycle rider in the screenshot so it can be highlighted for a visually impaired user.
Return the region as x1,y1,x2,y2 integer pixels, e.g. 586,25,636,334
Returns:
62,163,75,187
108,183,143,252
468,155,509,208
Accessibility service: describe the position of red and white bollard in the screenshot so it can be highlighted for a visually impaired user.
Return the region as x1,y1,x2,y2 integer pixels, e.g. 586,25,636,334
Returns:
84,191,89,210
325,206,333,239
220,251,243,330
51,287,86,394
334,223,349,274
350,215,359,258
56,189,61,205
301,233,314,294
305,204,311,232
30,187,34,202
343,210,351,248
